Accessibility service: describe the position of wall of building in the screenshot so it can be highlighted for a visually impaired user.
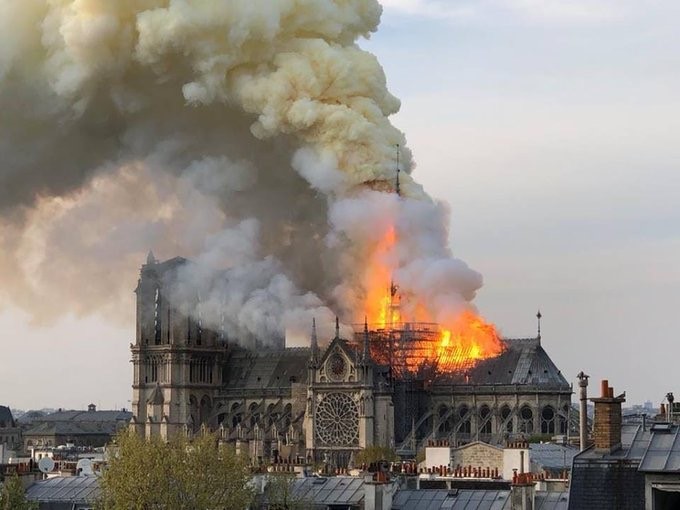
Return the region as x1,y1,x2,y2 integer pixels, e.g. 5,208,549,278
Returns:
452,442,504,472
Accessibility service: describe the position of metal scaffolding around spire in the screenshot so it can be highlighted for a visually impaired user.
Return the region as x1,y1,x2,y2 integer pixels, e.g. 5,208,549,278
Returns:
396,144,401,196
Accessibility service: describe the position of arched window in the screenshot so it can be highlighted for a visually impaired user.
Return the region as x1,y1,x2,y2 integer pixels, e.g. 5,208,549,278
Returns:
458,405,471,434
438,405,452,433
501,405,513,433
559,404,569,434
154,288,162,345
541,406,555,434
479,405,492,435
200,395,212,427
519,405,533,434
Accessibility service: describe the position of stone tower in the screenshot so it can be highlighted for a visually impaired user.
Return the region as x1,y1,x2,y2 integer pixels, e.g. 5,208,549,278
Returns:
130,253,224,439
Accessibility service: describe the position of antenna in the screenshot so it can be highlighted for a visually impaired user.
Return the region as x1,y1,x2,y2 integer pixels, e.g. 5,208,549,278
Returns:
396,144,401,196
38,457,55,475
536,310,542,340
76,458,94,477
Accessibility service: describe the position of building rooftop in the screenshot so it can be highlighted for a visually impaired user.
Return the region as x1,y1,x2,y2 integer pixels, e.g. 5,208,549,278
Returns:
222,347,310,390
0,406,15,428
393,488,569,510
529,443,579,471
290,475,367,507
25,476,100,504
436,338,570,389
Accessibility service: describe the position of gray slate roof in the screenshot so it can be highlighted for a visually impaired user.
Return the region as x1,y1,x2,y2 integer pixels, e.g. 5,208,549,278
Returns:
26,476,100,504
0,406,15,428
529,443,579,471
436,338,570,389
24,410,133,437
222,347,310,390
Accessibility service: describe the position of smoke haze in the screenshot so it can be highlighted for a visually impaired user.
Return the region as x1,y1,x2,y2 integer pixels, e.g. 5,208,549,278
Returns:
0,0,486,345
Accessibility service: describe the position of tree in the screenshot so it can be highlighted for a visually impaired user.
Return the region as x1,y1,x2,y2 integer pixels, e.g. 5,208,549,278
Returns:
98,431,254,510
355,446,398,466
262,473,312,510
0,474,38,510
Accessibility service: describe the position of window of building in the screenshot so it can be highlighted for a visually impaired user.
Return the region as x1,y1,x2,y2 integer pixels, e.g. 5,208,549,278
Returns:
479,405,492,435
541,406,556,434
154,288,161,345
519,405,534,434
501,405,513,433
458,405,471,434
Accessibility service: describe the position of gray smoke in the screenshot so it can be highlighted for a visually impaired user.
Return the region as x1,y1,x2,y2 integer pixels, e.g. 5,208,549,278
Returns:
0,0,494,350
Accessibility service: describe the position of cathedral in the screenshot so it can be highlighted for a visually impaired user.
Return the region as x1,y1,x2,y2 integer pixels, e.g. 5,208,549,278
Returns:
131,255,572,466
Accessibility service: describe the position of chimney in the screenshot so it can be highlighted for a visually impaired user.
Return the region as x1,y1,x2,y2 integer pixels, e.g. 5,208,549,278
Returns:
577,372,589,451
590,379,625,454
511,472,535,510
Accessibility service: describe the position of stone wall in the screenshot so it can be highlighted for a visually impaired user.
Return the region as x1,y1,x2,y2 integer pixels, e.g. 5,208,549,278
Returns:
451,441,503,471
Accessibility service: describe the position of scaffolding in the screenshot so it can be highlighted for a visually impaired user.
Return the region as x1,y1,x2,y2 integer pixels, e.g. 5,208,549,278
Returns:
352,322,484,383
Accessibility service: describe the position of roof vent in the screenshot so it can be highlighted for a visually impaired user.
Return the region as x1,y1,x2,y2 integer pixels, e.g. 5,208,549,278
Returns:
447,489,459,497
651,423,673,433
313,477,327,485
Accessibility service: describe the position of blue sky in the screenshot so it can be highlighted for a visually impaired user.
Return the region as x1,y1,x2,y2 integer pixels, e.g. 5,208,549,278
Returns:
366,0,680,404
2,0,679,409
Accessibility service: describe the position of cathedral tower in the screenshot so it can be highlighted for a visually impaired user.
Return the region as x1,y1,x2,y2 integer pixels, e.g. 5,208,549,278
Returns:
131,253,224,439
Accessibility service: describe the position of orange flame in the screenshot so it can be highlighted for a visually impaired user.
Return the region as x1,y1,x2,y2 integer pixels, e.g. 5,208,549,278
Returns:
362,223,503,374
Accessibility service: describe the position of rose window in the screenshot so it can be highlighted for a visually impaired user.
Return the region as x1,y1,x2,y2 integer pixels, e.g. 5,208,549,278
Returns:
315,393,359,446
328,353,348,381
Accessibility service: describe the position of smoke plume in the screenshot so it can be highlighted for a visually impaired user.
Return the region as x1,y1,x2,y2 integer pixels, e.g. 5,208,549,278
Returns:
0,0,488,345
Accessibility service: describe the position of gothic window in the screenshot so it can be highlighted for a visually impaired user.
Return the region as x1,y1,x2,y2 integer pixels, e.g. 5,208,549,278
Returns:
328,353,348,382
146,356,159,383
519,405,534,434
200,396,212,427
479,405,492,435
501,405,513,433
559,405,569,434
541,406,556,434
189,357,213,383
438,405,452,433
315,393,359,446
458,405,471,434
154,288,161,345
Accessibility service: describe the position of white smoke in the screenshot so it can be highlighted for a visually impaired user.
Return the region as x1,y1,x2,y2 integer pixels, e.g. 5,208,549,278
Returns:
0,0,485,346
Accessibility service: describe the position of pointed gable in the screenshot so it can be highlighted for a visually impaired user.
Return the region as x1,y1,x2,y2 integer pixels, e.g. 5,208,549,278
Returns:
318,336,358,384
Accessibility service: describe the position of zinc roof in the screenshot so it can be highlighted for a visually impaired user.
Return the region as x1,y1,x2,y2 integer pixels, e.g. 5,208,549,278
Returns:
392,489,511,510
25,476,100,503
290,476,366,505
638,424,680,472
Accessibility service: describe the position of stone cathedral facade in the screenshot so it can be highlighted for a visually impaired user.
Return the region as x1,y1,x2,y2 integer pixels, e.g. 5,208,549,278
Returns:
131,255,572,466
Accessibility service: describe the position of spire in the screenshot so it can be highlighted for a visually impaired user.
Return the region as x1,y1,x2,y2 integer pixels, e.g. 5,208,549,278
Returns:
335,317,340,340
310,318,319,366
146,250,156,265
395,144,401,196
363,317,371,363
536,310,542,343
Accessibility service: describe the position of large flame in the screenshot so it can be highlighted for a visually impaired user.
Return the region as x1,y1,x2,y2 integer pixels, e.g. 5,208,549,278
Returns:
362,224,503,374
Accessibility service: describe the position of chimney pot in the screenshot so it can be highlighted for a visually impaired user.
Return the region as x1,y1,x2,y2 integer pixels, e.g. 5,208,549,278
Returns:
601,379,609,398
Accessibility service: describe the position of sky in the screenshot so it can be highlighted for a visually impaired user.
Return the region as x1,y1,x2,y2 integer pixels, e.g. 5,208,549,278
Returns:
2,0,679,411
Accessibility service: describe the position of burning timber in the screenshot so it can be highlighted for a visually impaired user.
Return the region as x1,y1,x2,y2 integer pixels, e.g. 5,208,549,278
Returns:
351,322,499,382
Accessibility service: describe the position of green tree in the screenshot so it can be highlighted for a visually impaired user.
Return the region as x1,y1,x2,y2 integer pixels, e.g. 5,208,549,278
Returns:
98,431,254,510
355,446,398,466
0,474,38,510
263,473,312,510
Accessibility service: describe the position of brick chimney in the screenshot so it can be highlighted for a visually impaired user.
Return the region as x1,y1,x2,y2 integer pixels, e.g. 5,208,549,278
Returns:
590,379,626,454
